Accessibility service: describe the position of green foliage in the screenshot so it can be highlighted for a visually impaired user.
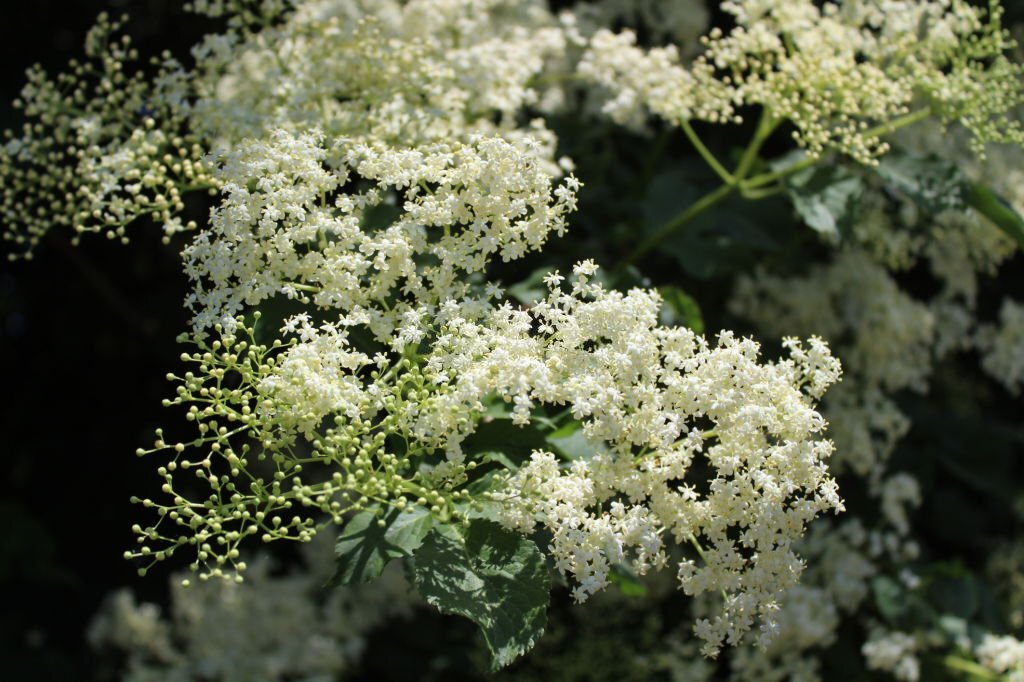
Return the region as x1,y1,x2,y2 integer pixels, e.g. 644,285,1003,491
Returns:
658,285,705,333
412,520,551,670
968,183,1024,252
781,159,864,242
874,151,967,214
331,506,434,585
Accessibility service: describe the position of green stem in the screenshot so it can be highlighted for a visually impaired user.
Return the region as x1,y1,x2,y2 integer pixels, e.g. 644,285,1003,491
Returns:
616,109,778,273
740,184,784,200
742,107,932,190
617,106,931,272
615,182,735,274
740,155,816,190
680,118,733,184
734,109,779,180
942,655,1003,680
860,107,933,141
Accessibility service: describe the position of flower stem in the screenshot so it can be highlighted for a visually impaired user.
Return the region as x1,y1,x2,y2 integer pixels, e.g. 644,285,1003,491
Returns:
941,655,1002,680
680,118,733,184
615,182,735,274
616,109,778,273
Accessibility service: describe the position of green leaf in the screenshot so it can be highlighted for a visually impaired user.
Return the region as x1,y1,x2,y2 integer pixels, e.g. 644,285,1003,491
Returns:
331,505,434,585
784,163,864,241
608,564,648,598
507,268,550,305
968,183,1024,251
872,575,908,622
455,470,508,522
664,209,781,279
658,286,705,333
462,416,549,467
412,519,550,670
546,421,599,461
875,151,966,214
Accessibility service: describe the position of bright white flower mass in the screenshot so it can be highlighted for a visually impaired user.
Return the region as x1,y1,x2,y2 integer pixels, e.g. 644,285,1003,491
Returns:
580,0,1024,162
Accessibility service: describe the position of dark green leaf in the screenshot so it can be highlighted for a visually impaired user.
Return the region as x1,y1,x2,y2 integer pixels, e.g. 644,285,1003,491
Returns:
331,505,434,585
872,575,908,622
642,169,699,228
455,470,508,522
462,417,549,466
968,182,1024,251
665,210,780,279
875,151,967,214
928,574,979,620
412,519,550,670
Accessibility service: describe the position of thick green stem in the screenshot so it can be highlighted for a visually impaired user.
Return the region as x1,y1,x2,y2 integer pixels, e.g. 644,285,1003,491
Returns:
741,155,817,190
617,106,932,273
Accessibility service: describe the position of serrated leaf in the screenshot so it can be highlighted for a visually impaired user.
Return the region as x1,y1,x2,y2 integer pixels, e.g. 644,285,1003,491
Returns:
331,505,434,585
412,519,550,670
875,151,967,214
784,164,864,241
658,286,705,333
968,182,1024,251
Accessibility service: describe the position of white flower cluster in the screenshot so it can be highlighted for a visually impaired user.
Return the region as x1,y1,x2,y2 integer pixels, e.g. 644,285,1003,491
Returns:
422,266,846,655
977,299,1024,395
722,103,1023,682
90,534,415,682
188,0,569,161
0,0,881,665
976,633,1024,682
0,14,211,258
862,628,922,681
184,128,578,334
579,0,1024,162
732,249,934,477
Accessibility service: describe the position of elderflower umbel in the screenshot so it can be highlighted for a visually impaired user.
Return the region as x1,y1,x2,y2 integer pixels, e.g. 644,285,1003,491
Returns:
579,0,1024,163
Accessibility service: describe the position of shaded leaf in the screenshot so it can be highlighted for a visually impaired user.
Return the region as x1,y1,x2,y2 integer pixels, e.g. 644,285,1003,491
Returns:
546,421,600,461
455,470,507,522
665,210,780,279
875,151,966,214
507,267,551,305
609,564,648,598
331,505,434,585
413,520,550,670
462,417,549,466
784,163,864,241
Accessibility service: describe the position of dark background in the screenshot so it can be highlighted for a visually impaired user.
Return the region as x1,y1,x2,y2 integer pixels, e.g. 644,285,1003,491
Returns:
0,2,210,678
